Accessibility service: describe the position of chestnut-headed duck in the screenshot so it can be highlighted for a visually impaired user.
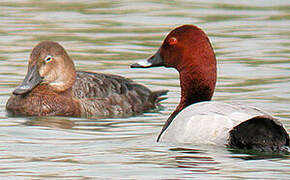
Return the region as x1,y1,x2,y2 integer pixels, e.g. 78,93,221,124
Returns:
131,25,289,153
6,41,168,118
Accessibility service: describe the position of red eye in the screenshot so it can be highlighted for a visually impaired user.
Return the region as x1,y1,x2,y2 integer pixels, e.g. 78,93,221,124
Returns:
168,37,177,45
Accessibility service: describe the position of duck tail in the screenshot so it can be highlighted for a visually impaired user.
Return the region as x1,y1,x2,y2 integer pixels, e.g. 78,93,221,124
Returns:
150,90,168,104
229,116,289,153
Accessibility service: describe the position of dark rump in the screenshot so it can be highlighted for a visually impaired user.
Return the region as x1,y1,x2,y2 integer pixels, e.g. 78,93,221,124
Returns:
229,116,289,153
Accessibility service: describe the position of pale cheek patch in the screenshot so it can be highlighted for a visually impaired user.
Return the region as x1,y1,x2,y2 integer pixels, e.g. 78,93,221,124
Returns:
39,66,44,77
39,66,57,83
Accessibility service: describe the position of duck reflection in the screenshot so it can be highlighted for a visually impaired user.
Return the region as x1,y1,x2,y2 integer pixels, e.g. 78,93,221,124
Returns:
169,147,221,173
24,116,75,129
168,146,288,175
228,148,289,160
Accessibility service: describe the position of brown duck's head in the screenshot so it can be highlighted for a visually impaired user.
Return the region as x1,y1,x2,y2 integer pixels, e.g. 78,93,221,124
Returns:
13,41,76,95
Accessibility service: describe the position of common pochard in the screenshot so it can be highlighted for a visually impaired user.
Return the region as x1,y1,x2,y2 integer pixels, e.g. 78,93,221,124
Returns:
131,25,289,153
6,41,167,118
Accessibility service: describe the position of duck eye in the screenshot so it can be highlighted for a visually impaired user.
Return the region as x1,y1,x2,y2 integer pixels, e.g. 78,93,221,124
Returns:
45,55,52,63
168,37,178,45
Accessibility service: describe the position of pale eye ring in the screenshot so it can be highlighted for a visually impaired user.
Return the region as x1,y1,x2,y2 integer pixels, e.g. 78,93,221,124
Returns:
45,55,52,63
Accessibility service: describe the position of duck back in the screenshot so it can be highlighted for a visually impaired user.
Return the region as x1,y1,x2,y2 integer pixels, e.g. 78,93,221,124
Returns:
73,71,168,117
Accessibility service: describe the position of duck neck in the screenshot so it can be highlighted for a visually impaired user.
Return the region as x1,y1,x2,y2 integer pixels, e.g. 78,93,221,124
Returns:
49,71,76,93
178,62,216,110
49,58,76,93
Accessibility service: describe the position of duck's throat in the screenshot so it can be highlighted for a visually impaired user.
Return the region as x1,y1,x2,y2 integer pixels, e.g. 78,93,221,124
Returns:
48,69,76,93
179,69,216,108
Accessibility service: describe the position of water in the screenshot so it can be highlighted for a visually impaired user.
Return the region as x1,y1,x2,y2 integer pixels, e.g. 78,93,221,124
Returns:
0,0,289,179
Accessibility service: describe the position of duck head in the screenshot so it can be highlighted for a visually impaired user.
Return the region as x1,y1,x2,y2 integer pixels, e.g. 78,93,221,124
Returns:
13,41,76,95
131,25,217,107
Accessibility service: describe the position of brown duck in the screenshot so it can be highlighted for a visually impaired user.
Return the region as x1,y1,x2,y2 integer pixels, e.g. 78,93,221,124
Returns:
6,41,167,118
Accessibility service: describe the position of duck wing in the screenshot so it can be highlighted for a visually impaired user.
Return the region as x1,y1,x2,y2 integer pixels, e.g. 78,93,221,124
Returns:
72,71,167,117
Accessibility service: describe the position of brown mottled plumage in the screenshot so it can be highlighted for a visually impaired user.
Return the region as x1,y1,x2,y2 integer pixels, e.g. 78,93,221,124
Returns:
6,41,167,118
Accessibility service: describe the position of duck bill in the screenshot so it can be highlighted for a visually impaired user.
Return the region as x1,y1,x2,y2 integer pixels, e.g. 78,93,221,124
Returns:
131,48,164,68
13,64,43,95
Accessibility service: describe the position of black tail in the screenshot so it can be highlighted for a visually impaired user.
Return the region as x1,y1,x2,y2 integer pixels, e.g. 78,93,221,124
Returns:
229,116,289,153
